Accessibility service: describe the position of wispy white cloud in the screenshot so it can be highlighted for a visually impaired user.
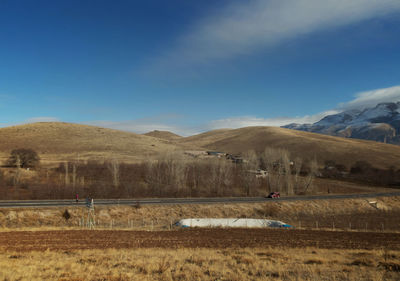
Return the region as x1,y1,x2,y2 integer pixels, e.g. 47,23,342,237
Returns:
87,120,183,135
154,0,400,70
204,86,400,130
84,110,339,136
204,85,400,131
339,85,400,110
86,115,201,137
204,111,339,130
84,85,400,135
25,85,398,136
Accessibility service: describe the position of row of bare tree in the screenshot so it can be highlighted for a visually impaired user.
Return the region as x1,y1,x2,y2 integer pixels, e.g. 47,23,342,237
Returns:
242,148,319,196
0,148,319,199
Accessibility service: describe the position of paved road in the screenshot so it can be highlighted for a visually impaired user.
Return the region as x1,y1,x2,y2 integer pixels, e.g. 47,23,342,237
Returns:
0,191,399,208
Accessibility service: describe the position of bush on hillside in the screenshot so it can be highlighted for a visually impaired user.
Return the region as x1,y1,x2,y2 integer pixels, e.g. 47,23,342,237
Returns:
350,161,372,174
7,148,40,168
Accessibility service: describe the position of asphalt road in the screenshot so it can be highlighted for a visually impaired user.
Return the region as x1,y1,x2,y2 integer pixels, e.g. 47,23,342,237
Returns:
0,191,399,208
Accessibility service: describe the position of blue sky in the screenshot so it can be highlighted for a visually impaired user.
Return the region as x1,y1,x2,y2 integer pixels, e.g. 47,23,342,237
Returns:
1,0,400,135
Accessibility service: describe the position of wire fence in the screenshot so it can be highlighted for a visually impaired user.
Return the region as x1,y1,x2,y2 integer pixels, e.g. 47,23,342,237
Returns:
77,217,177,231
74,216,399,233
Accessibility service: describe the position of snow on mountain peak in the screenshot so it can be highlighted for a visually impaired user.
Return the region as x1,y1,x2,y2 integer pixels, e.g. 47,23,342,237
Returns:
282,101,400,144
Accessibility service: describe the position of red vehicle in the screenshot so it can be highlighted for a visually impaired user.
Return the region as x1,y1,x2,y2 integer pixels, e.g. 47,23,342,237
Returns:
267,192,280,198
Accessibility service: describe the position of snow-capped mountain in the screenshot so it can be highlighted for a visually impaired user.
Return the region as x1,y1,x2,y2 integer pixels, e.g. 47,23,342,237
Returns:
282,102,400,144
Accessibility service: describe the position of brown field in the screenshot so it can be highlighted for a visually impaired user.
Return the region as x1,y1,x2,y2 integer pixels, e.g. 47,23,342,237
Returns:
0,229,399,280
0,197,399,280
1,229,400,252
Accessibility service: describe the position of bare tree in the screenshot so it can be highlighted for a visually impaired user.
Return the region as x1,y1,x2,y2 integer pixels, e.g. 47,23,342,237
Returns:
72,163,77,189
64,162,69,186
303,158,319,194
262,148,285,195
169,152,187,195
208,158,234,196
145,158,163,196
220,159,233,196
187,160,199,196
108,159,120,188
281,150,294,195
13,155,21,186
242,150,259,196
293,157,303,194
145,151,188,196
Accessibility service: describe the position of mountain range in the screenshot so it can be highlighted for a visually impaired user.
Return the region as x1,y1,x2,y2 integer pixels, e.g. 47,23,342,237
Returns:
283,102,400,144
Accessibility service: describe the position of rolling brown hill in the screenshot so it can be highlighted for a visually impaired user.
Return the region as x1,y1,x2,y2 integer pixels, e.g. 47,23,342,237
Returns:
143,130,182,141
1,123,399,170
179,126,400,169
0,122,182,165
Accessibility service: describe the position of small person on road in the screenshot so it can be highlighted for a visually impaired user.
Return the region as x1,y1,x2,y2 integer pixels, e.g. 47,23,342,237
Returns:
75,193,79,203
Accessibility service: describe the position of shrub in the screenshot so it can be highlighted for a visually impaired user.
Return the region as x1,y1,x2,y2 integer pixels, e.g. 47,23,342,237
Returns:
7,148,40,168
350,161,372,174
63,209,71,221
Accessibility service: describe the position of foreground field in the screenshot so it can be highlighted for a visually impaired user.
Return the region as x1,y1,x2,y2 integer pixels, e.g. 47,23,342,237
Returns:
0,229,399,280
0,229,400,251
1,197,399,280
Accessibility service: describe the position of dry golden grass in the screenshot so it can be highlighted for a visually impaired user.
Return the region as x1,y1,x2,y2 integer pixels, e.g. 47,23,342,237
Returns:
2,122,399,171
0,122,183,165
1,197,399,280
1,196,399,231
143,130,182,141
179,126,400,169
0,247,398,280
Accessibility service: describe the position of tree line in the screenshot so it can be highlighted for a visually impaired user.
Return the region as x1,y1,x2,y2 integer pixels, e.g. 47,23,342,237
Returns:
0,148,321,200
2,147,398,200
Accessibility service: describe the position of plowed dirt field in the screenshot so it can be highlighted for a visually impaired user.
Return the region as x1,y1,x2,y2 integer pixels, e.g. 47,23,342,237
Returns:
0,229,399,252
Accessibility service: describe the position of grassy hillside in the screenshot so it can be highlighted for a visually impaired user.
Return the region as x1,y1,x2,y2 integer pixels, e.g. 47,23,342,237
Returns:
1,123,399,170
0,122,181,164
143,130,182,141
179,126,400,169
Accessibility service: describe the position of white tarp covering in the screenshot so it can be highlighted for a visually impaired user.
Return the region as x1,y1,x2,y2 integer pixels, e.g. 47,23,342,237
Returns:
176,218,292,228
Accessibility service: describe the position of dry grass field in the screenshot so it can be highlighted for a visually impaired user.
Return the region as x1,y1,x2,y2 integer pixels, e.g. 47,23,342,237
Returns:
1,122,399,171
0,122,184,165
1,196,399,232
178,126,400,169
0,233,399,280
0,197,399,280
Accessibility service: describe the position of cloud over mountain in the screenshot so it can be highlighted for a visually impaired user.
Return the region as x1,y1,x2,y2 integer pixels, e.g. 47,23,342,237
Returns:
340,86,400,111
17,86,400,137
205,85,400,132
